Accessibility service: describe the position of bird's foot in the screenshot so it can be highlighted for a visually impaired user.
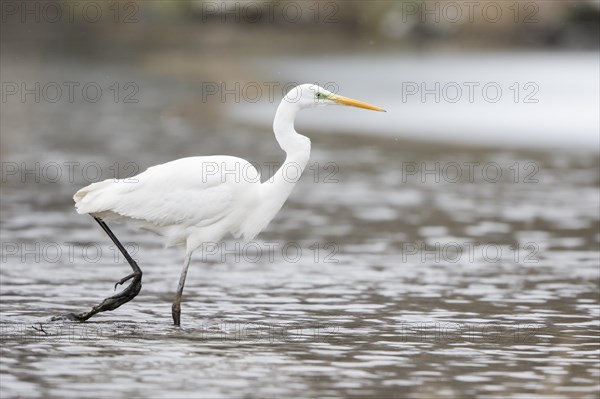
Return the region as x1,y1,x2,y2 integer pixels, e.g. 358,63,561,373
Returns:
114,272,138,290
52,271,143,322
49,313,85,322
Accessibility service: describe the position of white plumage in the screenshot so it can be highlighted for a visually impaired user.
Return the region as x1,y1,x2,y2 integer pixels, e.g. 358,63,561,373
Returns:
72,83,384,325
75,156,263,248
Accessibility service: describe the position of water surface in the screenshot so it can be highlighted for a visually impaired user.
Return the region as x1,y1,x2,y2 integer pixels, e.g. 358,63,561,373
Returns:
1,54,599,399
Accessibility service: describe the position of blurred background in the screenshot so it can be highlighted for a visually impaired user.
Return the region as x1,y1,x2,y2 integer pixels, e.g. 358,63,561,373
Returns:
2,0,599,154
1,1,599,398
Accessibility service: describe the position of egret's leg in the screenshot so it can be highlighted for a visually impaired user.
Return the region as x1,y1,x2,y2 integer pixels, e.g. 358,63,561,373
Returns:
172,252,192,326
54,216,143,322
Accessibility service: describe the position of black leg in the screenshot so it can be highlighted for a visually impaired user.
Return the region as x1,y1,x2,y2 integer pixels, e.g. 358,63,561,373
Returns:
53,216,143,322
172,252,192,326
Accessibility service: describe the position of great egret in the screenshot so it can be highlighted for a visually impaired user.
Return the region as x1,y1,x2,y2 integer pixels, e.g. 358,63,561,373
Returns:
65,84,384,325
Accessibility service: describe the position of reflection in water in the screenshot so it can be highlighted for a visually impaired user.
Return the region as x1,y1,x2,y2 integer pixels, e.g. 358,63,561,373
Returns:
1,56,599,399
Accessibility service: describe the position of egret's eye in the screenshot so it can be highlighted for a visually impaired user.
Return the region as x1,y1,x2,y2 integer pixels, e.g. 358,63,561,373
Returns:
316,93,322,99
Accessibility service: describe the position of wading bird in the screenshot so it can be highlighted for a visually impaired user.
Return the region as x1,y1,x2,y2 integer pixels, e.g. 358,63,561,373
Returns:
65,84,384,325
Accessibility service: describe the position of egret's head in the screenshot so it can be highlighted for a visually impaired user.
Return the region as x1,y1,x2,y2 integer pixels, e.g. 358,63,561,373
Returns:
287,84,385,112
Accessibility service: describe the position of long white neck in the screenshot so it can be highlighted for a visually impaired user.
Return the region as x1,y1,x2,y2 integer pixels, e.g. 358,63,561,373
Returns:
243,97,311,239
273,98,311,164
267,97,311,201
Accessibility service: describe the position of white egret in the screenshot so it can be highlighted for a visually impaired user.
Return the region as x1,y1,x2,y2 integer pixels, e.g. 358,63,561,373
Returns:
66,84,385,325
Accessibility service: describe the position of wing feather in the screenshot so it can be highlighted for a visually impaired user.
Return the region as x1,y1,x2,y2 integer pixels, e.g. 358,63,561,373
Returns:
74,156,259,233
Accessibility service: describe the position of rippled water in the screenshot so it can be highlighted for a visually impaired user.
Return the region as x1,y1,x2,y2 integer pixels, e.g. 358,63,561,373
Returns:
1,57,599,398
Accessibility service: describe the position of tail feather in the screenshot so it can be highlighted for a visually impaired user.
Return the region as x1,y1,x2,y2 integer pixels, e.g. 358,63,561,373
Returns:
73,179,116,215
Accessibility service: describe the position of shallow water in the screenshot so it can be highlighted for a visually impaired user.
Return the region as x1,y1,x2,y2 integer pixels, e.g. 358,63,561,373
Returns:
1,56,600,398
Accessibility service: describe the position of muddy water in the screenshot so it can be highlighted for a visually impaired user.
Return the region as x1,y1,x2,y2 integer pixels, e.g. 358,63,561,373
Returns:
1,57,599,399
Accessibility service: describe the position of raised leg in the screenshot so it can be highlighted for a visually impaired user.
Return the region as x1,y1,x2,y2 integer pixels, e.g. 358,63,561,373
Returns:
172,252,192,326
53,216,143,322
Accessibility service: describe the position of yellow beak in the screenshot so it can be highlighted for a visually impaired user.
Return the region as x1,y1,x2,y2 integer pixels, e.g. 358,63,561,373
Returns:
332,95,386,112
